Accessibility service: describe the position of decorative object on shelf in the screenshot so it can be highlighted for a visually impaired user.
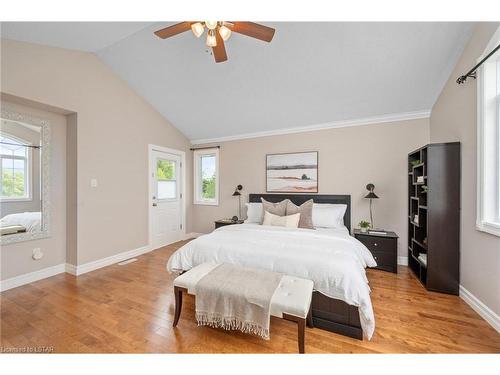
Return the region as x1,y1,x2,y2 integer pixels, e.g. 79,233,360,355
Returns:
421,185,428,193
359,220,370,233
266,152,318,193
232,184,243,220
416,176,424,183
410,159,422,167
417,253,427,266
153,21,275,63
414,214,419,225
364,183,379,228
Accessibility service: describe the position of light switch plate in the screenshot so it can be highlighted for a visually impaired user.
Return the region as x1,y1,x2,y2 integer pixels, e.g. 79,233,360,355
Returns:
90,178,98,188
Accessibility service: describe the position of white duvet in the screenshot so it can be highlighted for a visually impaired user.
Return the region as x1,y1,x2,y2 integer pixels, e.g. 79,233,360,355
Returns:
167,223,377,339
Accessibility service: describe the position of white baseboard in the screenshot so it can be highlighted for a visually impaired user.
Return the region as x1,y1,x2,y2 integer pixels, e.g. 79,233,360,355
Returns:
397,256,408,266
459,285,500,333
0,263,66,292
184,232,203,239
65,263,77,275
69,244,152,276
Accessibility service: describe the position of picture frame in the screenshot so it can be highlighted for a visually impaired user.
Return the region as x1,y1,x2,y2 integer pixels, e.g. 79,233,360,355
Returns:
266,151,318,193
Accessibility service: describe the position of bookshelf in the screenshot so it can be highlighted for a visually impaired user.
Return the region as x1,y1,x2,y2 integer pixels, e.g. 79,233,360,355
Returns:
407,142,460,295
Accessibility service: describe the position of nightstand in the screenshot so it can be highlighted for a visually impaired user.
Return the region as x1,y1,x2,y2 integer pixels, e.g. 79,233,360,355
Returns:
214,219,244,229
353,229,398,273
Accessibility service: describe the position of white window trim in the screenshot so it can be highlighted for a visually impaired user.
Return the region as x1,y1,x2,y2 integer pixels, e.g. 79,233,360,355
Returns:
477,26,500,237
193,147,219,206
0,133,33,202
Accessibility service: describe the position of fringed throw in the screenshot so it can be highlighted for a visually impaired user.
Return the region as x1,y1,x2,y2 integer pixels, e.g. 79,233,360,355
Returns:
194,263,283,340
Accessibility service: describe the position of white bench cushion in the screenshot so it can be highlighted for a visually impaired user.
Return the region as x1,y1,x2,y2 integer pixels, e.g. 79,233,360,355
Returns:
174,263,314,319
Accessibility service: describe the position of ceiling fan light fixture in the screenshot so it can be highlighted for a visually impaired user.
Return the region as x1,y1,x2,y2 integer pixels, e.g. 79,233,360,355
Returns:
205,21,218,30
206,30,217,47
218,25,231,41
191,22,204,38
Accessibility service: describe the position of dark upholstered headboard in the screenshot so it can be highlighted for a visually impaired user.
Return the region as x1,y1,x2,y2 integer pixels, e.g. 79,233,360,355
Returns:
248,193,351,232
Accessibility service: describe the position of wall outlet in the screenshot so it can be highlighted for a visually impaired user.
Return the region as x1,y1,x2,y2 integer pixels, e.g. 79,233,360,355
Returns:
32,248,43,260
90,178,98,188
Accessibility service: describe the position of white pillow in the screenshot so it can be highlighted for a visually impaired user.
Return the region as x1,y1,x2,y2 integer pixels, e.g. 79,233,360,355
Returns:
244,202,263,223
312,203,347,228
262,211,301,228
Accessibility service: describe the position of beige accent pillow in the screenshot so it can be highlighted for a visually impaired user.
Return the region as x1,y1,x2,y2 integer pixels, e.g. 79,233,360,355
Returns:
261,198,289,218
262,211,301,228
286,199,315,229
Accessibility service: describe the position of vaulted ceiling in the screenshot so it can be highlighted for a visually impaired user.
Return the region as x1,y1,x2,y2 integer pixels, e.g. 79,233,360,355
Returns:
1,22,474,142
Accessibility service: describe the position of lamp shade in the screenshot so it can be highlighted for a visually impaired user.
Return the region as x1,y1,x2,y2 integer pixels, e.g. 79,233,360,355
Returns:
364,192,379,199
232,184,243,196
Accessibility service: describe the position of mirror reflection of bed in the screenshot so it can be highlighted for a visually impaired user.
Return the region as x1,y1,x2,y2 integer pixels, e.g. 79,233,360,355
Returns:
0,118,42,236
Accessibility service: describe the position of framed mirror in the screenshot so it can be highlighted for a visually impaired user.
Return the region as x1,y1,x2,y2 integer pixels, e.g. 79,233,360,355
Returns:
0,108,51,245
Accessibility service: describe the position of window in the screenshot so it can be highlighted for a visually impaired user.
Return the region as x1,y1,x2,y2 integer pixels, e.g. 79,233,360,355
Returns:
193,148,219,205
157,158,177,200
0,133,31,201
477,27,500,237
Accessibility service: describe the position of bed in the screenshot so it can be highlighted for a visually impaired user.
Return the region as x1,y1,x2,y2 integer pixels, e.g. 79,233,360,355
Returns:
0,211,42,235
167,194,375,340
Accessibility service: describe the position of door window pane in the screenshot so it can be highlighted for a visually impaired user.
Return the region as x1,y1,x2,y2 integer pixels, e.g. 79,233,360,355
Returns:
158,180,176,199
157,159,175,181
156,158,176,199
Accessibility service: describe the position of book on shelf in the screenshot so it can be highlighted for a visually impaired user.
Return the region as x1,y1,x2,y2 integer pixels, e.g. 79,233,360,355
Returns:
417,253,427,266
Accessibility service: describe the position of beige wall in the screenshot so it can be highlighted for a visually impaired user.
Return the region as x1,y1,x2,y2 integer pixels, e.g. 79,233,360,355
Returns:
1,38,192,272
0,100,67,279
192,118,430,258
430,23,500,315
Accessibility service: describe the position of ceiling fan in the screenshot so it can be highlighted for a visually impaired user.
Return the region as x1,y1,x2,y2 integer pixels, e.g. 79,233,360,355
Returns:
154,21,275,63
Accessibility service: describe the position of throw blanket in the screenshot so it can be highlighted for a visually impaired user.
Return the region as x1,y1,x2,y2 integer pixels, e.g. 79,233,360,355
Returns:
194,263,283,340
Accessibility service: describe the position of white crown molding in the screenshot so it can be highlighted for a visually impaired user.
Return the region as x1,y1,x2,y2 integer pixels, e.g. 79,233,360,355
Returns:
459,285,500,333
0,263,65,292
190,110,431,145
69,244,152,276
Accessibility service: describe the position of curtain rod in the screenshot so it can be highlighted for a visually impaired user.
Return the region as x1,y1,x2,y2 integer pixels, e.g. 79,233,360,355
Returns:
456,43,500,84
0,141,41,149
190,145,220,151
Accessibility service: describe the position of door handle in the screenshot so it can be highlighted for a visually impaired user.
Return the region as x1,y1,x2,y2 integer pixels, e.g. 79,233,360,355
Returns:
152,203,157,207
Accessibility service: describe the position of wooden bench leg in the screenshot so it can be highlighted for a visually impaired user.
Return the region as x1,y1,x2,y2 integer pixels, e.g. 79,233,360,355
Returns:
306,304,314,328
283,313,306,354
297,318,305,354
173,286,187,327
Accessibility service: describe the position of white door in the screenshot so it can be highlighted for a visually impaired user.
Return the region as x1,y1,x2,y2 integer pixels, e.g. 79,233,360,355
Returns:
150,149,183,249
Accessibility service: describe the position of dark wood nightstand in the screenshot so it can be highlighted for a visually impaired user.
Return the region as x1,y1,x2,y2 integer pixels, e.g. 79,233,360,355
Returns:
353,229,398,273
214,219,244,229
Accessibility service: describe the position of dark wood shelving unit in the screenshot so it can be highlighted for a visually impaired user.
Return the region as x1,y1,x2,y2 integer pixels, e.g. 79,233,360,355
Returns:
407,142,460,295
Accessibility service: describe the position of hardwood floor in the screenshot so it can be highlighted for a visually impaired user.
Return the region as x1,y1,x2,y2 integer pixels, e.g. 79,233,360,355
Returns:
1,240,499,353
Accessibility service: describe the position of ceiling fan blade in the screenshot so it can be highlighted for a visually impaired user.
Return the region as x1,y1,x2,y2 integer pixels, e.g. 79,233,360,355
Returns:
212,32,228,63
230,22,275,42
154,22,192,39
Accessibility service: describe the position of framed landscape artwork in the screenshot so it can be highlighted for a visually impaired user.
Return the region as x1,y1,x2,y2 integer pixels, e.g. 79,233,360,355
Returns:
266,151,318,193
